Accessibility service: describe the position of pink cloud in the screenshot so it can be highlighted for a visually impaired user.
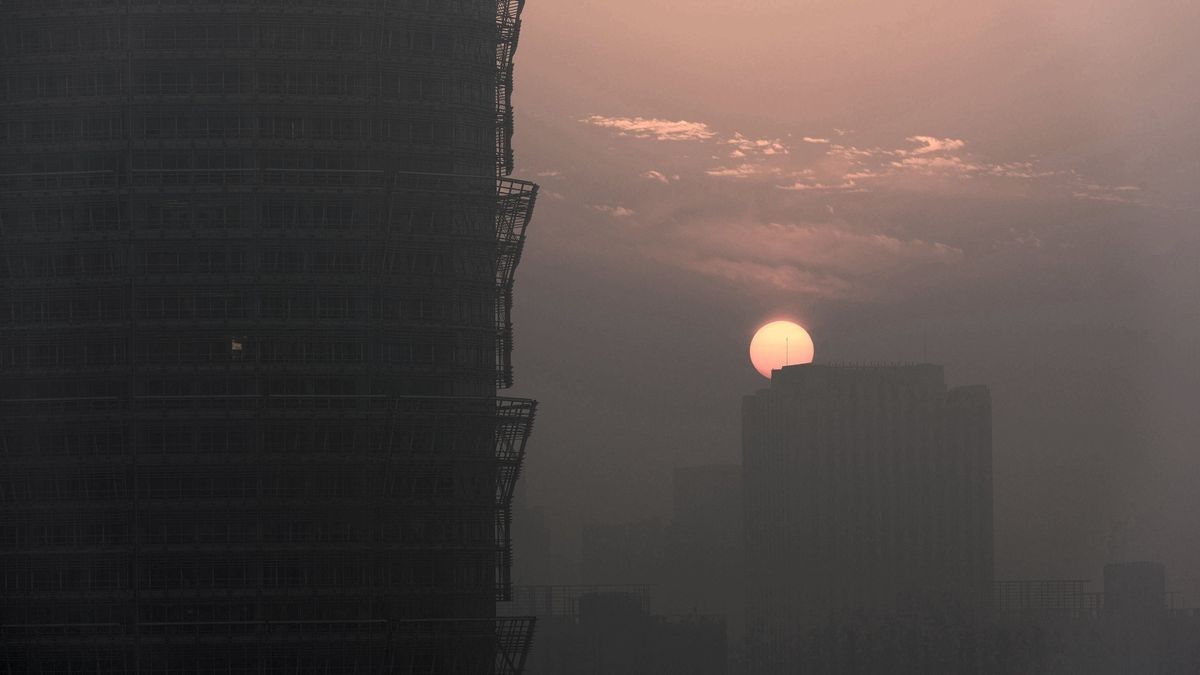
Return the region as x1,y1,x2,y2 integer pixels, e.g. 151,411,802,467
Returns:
580,114,1141,205
892,155,984,174
905,136,968,155
706,163,784,179
779,179,866,192
581,115,717,141
1071,183,1145,204
727,133,790,157
589,204,637,218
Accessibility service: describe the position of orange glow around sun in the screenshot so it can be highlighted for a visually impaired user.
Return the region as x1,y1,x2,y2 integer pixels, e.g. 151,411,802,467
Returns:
749,320,814,378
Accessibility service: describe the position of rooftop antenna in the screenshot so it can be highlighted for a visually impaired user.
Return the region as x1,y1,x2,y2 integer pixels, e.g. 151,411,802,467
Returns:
785,337,789,366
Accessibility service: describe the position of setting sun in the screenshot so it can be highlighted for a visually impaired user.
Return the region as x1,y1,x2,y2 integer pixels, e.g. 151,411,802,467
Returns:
749,320,815,378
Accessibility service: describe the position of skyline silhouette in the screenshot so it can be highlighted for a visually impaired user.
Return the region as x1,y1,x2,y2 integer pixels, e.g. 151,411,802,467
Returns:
1,0,1196,673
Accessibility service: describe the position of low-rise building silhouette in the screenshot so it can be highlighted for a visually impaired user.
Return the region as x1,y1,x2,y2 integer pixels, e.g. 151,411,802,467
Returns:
501,585,726,675
994,562,1198,675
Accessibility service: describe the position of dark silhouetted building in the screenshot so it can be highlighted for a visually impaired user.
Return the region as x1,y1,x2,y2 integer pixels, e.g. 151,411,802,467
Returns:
0,1,537,672
742,364,992,672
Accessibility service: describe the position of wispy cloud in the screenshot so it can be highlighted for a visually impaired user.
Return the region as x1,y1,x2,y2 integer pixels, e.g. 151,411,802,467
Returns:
779,179,866,192
906,136,967,155
828,145,902,160
581,115,717,141
654,221,963,299
986,162,1060,179
561,111,1158,313
589,204,637,218
1072,183,1144,204
706,163,785,179
579,113,1139,204
892,155,983,174
798,134,1077,191
641,170,673,184
727,133,789,158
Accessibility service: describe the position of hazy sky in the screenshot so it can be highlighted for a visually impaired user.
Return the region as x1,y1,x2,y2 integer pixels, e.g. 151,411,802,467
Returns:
506,0,1200,593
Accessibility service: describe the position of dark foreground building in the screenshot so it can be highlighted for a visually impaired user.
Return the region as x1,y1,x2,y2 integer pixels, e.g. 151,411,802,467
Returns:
0,1,537,672
742,364,992,673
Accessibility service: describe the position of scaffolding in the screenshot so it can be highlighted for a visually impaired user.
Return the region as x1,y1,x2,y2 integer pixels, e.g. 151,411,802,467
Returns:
385,172,537,390
496,0,526,177
0,395,534,568
495,179,537,388
0,398,537,668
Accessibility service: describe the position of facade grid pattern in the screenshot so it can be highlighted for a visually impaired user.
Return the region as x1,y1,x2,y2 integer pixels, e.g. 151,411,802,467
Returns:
0,0,537,672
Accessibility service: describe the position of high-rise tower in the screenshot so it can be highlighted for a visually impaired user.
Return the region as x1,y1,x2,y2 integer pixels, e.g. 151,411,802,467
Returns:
0,1,537,672
742,364,992,672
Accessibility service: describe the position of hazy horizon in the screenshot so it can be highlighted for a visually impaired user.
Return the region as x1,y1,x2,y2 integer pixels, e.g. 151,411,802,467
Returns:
506,0,1200,597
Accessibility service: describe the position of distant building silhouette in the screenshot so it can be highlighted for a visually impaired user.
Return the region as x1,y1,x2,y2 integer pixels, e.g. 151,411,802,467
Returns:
0,1,538,672
742,364,993,672
581,519,664,586
501,585,726,675
994,562,1198,674
511,489,556,585
662,464,745,640
1105,561,1168,614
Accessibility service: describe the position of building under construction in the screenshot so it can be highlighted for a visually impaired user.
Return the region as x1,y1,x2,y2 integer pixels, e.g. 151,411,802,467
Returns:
0,0,538,672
